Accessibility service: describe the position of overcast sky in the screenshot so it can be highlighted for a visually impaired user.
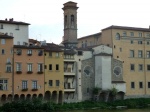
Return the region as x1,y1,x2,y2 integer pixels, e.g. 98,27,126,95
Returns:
1,0,150,44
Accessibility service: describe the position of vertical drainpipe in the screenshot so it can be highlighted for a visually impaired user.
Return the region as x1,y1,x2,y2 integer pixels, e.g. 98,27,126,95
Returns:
144,32,146,95
12,47,14,101
44,49,45,98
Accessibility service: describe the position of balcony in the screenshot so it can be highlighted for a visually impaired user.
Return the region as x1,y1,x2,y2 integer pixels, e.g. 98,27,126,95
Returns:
27,71,33,74
64,88,75,92
64,58,75,62
32,88,38,91
21,88,28,91
27,53,32,56
64,72,75,76
37,71,43,74
16,71,22,74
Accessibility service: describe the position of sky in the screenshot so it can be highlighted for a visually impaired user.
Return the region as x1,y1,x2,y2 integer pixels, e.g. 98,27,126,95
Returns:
1,0,150,44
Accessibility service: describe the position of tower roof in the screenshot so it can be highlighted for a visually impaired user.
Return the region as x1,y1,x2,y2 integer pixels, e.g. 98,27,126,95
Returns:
62,1,78,10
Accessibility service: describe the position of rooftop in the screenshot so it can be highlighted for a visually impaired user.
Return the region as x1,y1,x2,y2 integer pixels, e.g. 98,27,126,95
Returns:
102,25,150,32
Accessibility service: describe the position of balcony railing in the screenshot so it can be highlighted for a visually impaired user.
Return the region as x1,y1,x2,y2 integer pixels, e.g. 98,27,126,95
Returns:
64,72,75,76
16,71,22,74
37,71,43,74
64,88,75,92
22,88,28,91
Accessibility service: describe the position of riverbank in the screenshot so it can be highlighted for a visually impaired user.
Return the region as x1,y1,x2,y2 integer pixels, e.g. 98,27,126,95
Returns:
1,98,150,112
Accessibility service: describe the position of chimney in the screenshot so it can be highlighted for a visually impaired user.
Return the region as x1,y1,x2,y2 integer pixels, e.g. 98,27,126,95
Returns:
9,18,13,22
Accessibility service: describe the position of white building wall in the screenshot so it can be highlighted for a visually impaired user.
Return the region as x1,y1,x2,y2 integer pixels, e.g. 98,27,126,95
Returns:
95,56,112,90
74,53,83,101
0,23,29,45
112,83,126,93
93,45,112,55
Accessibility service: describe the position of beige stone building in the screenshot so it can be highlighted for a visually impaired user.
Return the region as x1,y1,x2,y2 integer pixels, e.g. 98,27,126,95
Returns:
78,32,101,48
78,25,150,98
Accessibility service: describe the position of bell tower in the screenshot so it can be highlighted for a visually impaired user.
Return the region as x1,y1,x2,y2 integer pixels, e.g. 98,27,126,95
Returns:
62,1,78,48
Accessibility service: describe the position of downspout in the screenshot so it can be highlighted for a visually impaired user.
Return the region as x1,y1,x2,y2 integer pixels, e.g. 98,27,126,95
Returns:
144,33,146,95
12,47,14,101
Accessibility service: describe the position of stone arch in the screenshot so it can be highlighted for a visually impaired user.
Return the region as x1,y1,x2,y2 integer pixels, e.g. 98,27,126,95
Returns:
20,94,25,100
52,91,57,103
38,93,43,99
7,94,13,102
58,91,63,104
1,94,6,103
44,91,51,101
116,91,125,100
26,94,31,100
14,94,19,101
32,94,37,100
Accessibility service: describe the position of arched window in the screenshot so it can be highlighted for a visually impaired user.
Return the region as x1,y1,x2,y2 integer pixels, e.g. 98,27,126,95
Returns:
71,15,74,27
116,33,120,40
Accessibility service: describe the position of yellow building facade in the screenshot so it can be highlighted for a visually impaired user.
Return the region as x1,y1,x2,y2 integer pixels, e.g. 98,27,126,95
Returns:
0,34,13,102
43,43,64,103
13,45,45,100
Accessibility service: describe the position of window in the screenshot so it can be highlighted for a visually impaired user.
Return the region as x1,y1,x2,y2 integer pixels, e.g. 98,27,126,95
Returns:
123,31,127,37
147,65,150,71
38,50,43,56
139,32,142,37
49,64,52,70
131,82,135,89
130,50,134,57
27,49,32,55
115,33,120,40
120,48,122,52
32,81,37,89
148,82,150,88
56,52,59,57
1,39,5,44
16,49,22,55
27,63,32,72
131,40,134,44
146,33,150,37
130,32,134,37
44,65,47,69
138,41,142,44
130,64,135,71
49,80,53,86
2,49,5,54
56,64,59,70
22,81,27,89
139,82,143,88
147,41,150,45
6,65,11,72
139,64,143,71
138,50,143,58
78,51,83,55
38,64,43,72
147,51,150,58
0,79,8,90
0,24,3,29
49,52,52,57
56,80,59,86
6,58,11,64
16,63,21,71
